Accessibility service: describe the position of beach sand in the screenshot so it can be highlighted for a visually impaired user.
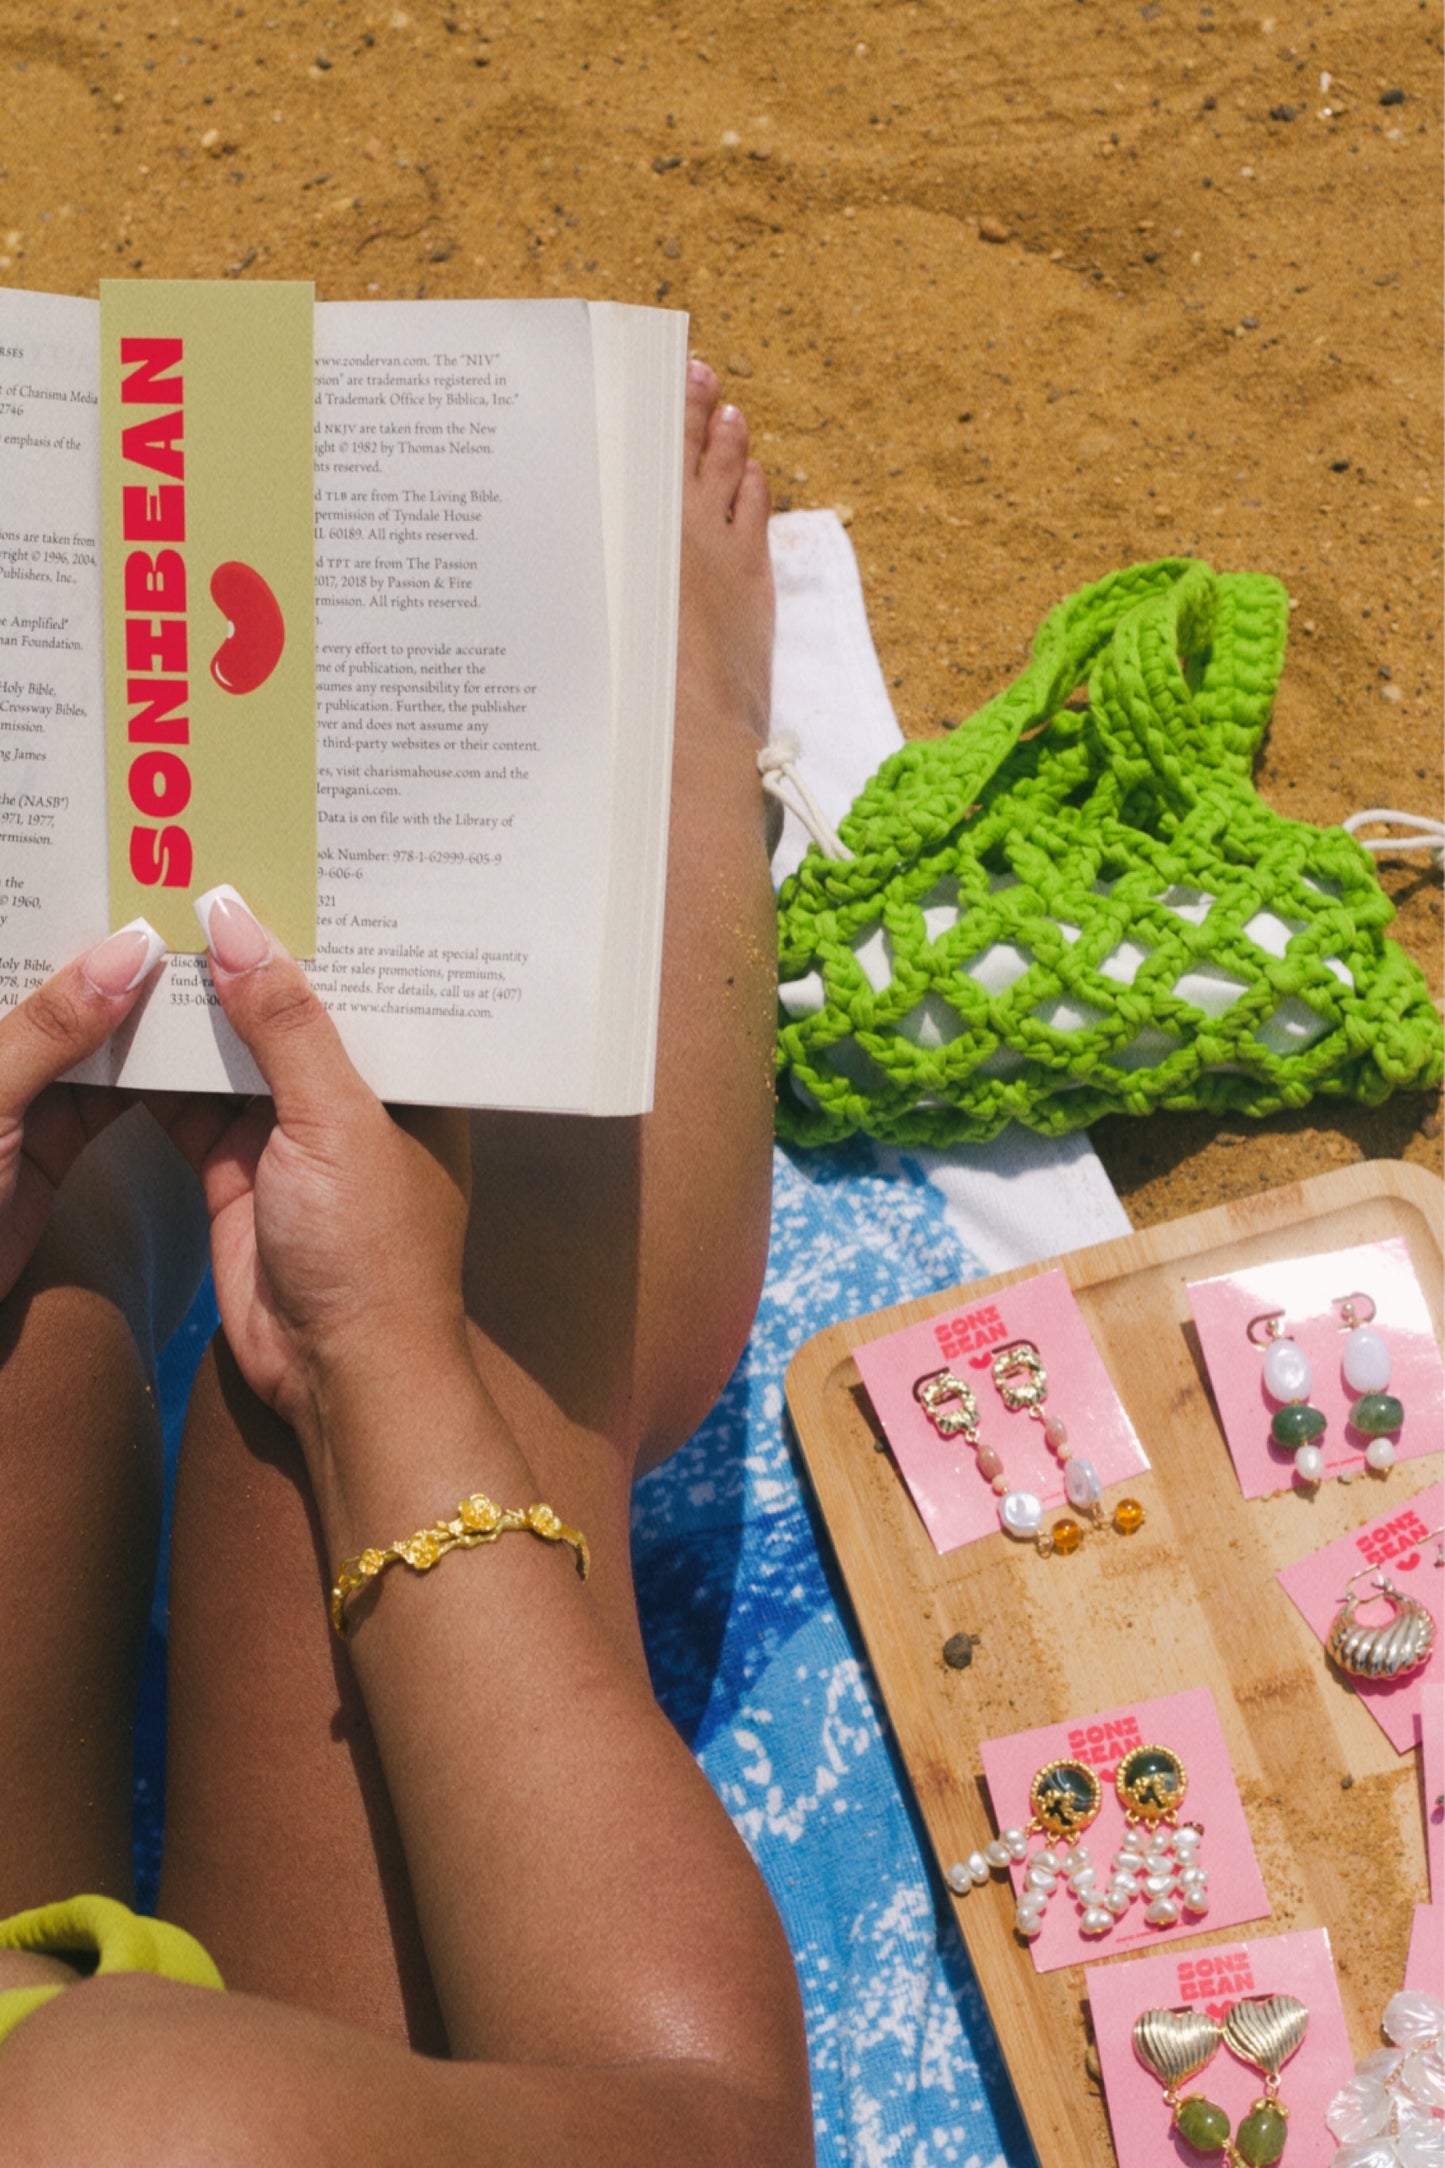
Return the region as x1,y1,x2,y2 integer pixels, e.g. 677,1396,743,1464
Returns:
2,0,1439,1220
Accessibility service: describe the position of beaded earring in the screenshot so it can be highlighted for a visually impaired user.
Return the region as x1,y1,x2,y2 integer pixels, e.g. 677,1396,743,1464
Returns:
1335,1290,1404,1471
913,1364,1045,1543
989,1339,1145,1556
1101,1744,1209,1928
1249,1309,1327,1484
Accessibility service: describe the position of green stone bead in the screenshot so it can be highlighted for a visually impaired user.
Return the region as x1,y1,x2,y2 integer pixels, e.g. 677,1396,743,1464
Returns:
1270,1401,1326,1449
1174,2094,1232,2154
1350,1392,1404,1437
1235,2101,1288,2166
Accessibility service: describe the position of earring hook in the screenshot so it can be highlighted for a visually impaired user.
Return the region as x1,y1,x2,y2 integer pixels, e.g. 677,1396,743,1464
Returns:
1246,1309,1287,1348
1333,1290,1377,1328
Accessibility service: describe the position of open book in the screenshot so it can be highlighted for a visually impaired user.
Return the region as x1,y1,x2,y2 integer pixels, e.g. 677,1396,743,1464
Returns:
0,288,685,1112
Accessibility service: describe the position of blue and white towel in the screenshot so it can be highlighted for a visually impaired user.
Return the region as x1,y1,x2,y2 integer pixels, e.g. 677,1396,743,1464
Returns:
144,514,1129,2166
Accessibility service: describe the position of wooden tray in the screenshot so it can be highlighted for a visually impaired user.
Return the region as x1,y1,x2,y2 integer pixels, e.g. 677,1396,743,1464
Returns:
783,1161,1443,2168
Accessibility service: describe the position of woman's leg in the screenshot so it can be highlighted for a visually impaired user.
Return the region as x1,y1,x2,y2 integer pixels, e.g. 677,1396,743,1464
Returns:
158,363,782,2043
0,1109,206,1915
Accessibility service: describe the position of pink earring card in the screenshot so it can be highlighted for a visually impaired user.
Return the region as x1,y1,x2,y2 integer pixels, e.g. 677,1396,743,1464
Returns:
1423,1678,1444,1900
1087,1927,1353,2168
1275,1482,1443,1753
1187,1238,1444,1499
975,1686,1269,1975
852,1267,1149,1555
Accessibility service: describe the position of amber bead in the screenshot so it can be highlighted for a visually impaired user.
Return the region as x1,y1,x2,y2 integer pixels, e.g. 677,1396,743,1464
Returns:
1113,1498,1145,1535
1050,1518,1083,1555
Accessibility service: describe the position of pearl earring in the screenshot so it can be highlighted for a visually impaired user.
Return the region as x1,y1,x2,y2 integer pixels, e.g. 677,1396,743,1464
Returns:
1103,1743,1209,1928
945,1757,1116,1939
989,1339,1145,1556
1249,1309,1326,1485
913,1364,1046,1543
1335,1290,1403,1471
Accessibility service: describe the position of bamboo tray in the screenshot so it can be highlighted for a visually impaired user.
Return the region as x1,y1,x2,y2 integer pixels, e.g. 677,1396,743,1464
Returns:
783,1161,1443,2168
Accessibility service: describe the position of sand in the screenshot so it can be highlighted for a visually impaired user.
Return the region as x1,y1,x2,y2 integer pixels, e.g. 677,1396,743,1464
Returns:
2,0,1439,1221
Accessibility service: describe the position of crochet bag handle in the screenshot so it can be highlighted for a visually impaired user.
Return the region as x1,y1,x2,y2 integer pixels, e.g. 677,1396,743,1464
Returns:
809,558,1287,881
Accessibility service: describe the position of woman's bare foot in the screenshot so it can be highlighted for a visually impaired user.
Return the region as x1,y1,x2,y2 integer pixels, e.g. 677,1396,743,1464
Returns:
677,359,775,758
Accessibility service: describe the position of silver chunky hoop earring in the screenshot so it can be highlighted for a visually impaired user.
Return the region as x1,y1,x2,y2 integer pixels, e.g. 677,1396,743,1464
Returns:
1326,1537,1441,1680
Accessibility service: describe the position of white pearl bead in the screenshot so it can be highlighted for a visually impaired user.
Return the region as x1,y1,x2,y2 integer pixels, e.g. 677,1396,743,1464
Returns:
1004,1830,1029,1860
1263,1336,1312,1402
1365,1437,1396,1471
984,1839,1012,1870
1294,1444,1325,1484
1343,1324,1391,1394
1113,1849,1145,1874
1024,1865,1056,1894
1179,1872,1207,1894
967,1851,991,1885
1015,1908,1045,1938
1080,1907,1114,1936
1070,1870,1099,1897
1142,1872,1175,1899
946,1862,973,1894
1105,1889,1134,1915
1172,1824,1201,1849
1143,1851,1173,1875
1181,1888,1210,1915
1144,1897,1180,1926
1064,1457,1103,1509
999,1489,1044,1538
1035,1849,1061,1873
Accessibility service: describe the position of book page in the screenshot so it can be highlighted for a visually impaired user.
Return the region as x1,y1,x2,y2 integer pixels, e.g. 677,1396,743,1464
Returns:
0,290,110,1003
77,297,618,1107
2,292,675,1116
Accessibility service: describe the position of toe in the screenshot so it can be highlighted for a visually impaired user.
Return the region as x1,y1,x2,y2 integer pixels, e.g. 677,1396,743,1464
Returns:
684,357,720,474
700,400,750,513
731,457,771,540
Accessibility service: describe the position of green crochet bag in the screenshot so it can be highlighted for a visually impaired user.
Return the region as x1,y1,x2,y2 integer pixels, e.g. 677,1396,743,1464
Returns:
775,557,1443,1147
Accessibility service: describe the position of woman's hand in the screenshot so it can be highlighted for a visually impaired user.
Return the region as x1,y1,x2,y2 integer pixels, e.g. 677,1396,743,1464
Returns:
0,919,167,1300
174,887,472,1443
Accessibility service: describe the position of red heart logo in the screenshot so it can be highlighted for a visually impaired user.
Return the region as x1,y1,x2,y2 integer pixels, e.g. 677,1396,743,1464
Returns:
210,561,285,694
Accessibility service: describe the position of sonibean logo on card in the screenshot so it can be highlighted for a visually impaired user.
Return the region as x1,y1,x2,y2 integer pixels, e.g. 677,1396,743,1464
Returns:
934,1301,1011,1368
1178,1950,1254,2018
102,278,315,956
1065,1714,1141,1780
209,560,285,695
1356,1507,1431,1573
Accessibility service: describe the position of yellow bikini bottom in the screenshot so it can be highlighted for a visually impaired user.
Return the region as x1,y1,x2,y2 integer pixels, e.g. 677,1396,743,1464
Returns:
0,1894,223,2047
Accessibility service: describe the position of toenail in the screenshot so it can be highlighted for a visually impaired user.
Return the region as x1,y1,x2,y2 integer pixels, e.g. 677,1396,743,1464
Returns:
688,357,717,385
718,403,743,423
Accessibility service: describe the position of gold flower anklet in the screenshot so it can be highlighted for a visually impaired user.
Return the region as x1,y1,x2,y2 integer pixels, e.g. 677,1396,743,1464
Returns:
329,1493,591,1637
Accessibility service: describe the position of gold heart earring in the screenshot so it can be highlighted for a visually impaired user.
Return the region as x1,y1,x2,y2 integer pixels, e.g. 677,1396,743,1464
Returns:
1132,2005,1230,2156
1221,1994,1310,2165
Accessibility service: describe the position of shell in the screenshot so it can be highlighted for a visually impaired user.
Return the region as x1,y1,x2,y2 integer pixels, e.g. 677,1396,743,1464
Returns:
1327,1587,1436,1680
1223,1994,1309,2079
1132,2006,1224,2090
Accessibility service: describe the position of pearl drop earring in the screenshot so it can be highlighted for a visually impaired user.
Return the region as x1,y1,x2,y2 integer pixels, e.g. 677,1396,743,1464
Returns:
913,1365,1045,1543
1249,1309,1326,1485
989,1340,1145,1556
1335,1290,1403,1472
1103,1744,1209,1928
946,1758,1114,1939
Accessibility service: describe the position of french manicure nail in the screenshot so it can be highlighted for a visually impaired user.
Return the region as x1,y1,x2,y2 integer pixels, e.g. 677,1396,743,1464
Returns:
194,883,270,975
83,917,167,997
